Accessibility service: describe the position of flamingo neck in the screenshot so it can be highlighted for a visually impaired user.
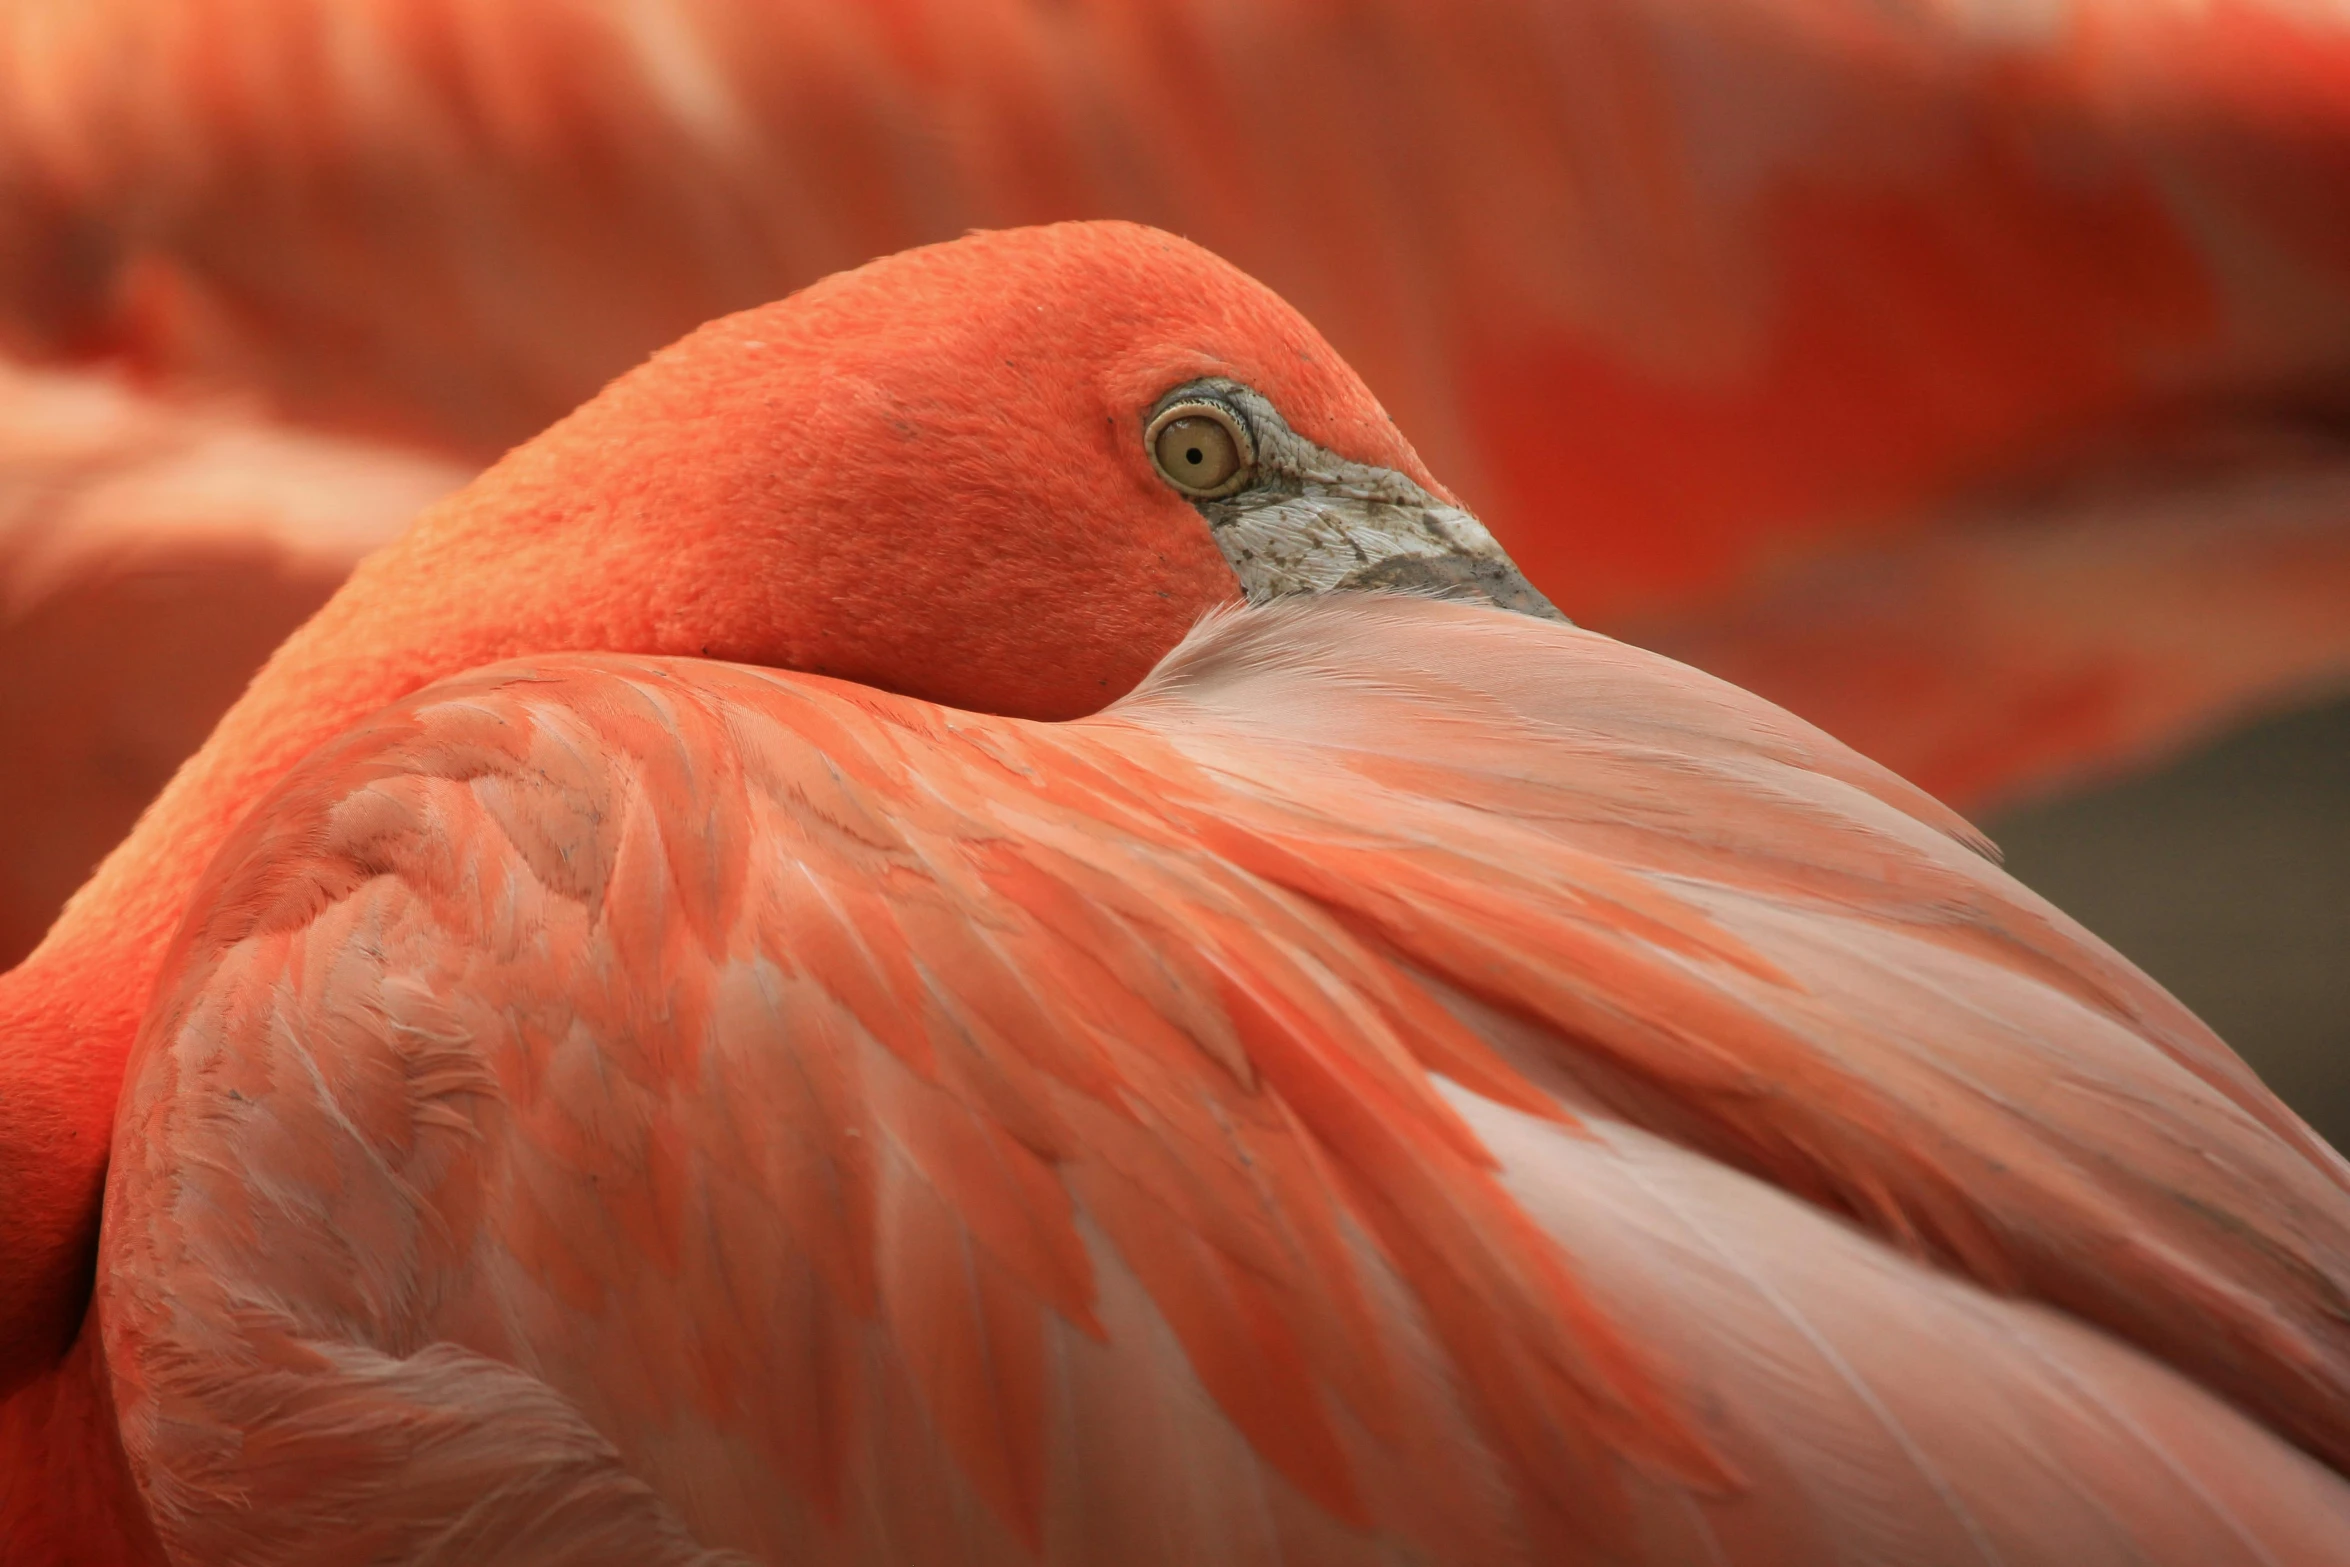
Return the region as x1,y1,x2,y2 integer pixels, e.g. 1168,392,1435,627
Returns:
0,1330,164,1566
0,517,603,1398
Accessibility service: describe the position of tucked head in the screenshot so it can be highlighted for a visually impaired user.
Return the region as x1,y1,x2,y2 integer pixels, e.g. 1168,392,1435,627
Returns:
354,219,1555,720
0,227,1555,1396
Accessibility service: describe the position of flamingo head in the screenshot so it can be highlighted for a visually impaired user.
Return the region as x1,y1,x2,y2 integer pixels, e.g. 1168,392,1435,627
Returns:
0,224,1559,1397
350,219,1558,721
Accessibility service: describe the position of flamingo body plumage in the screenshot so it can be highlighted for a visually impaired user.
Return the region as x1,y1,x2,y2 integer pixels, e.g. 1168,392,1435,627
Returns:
93,602,2350,1564
0,222,2345,1563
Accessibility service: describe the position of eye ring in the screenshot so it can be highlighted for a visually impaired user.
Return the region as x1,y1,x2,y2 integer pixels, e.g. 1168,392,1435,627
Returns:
1145,399,1256,500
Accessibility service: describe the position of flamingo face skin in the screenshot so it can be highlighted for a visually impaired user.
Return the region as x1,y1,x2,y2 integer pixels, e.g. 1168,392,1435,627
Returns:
3,222,2350,1563
1150,378,1566,619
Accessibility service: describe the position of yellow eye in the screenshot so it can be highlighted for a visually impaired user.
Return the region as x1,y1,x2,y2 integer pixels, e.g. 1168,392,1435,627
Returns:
1146,401,1254,498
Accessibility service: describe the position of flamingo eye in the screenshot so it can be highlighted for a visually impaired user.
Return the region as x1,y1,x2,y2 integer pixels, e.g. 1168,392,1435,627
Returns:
1146,400,1254,498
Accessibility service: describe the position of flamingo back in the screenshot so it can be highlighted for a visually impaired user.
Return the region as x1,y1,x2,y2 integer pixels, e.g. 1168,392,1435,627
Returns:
98,595,2350,1565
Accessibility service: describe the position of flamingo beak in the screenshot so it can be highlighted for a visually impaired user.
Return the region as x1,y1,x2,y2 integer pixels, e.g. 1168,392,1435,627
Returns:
1283,496,1565,621
1157,381,1568,623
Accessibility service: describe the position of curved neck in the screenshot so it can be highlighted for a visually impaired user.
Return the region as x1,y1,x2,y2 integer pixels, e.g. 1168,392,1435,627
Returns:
0,1327,164,1565
0,509,606,1394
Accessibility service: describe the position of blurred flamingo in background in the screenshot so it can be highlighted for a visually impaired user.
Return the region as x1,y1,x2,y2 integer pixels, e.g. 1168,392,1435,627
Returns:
0,359,463,962
0,0,2348,965
8,221,2350,1567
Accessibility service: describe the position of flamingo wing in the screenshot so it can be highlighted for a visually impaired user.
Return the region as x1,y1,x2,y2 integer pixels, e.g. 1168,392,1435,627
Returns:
99,597,2350,1565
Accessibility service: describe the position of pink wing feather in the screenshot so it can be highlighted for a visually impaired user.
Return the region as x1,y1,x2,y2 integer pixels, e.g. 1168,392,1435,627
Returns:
97,596,2350,1564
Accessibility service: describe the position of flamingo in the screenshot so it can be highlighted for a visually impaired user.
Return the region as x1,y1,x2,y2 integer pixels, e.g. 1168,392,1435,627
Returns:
4,221,2348,1565
0,357,466,964
1,0,2348,848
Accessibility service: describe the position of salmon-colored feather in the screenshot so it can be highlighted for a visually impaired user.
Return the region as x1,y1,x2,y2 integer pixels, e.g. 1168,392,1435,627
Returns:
88,594,2350,1563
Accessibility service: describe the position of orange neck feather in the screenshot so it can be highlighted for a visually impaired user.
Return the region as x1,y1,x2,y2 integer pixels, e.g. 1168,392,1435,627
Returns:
0,556,484,1553
0,522,532,1381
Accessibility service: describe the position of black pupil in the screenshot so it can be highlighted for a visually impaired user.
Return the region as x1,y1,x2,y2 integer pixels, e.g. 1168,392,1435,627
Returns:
1186,446,1204,466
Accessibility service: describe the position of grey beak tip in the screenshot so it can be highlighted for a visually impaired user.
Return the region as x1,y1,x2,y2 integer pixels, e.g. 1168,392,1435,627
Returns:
1332,553,1572,624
